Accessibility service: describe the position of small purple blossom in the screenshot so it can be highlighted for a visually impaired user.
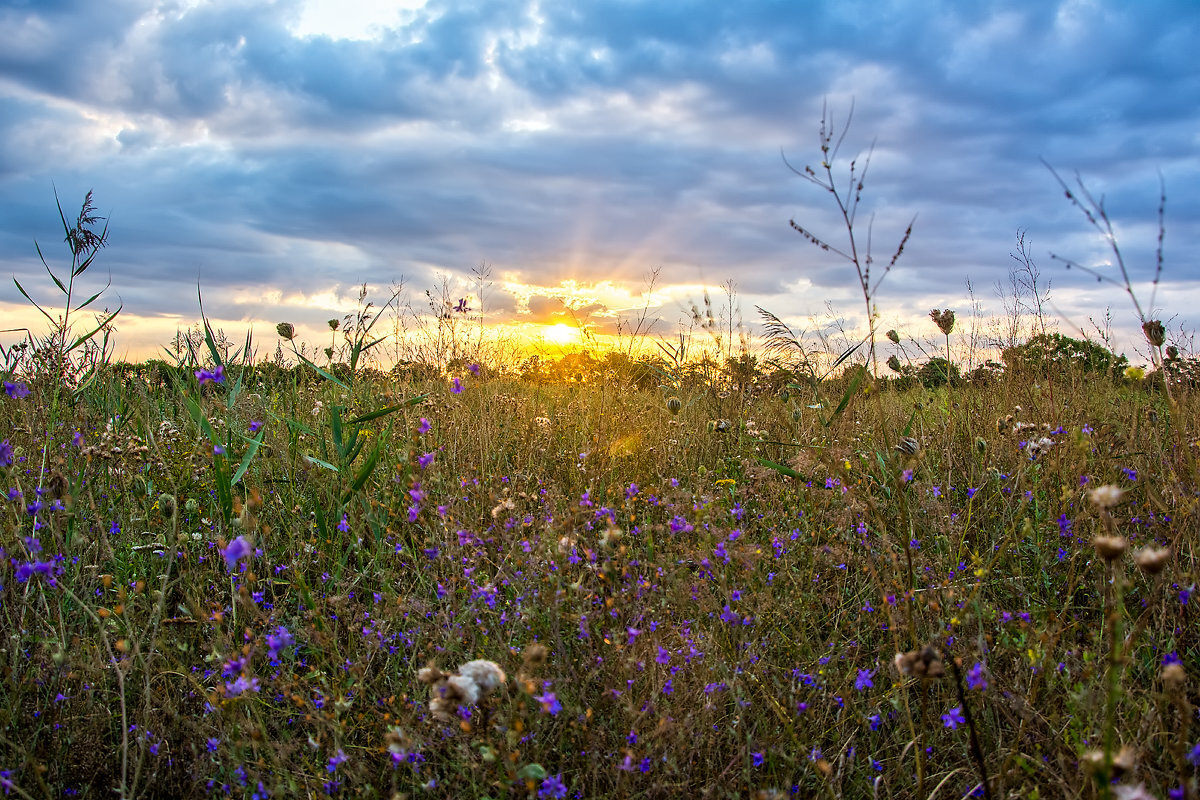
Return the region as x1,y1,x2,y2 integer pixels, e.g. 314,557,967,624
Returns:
3,381,30,399
855,669,874,692
538,773,568,799
450,377,463,394
418,417,431,435
941,706,966,730
266,626,294,661
195,365,225,385
966,662,988,691
222,535,253,572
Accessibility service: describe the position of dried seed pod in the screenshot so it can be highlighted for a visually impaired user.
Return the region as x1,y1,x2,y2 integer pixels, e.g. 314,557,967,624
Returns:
1093,535,1128,562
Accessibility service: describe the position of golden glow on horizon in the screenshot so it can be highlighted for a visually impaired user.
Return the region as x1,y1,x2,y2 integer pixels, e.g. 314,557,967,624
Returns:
541,322,580,345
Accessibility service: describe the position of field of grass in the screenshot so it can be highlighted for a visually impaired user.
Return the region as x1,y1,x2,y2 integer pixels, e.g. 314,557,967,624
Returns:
1,308,1198,800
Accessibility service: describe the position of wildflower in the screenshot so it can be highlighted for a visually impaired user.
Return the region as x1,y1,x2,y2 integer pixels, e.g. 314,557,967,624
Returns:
854,669,874,691
337,515,350,532
941,706,966,730
966,662,988,691
1090,484,1126,509
418,417,431,435
418,452,434,469
266,626,294,661
450,377,463,394
538,773,568,799
195,365,225,385
248,421,263,433
1187,742,1200,768
3,381,30,398
213,445,225,456
326,749,348,772
1123,365,1145,381
0,440,13,468
752,752,765,767
276,322,296,340
1133,546,1170,574
535,689,561,715
222,535,253,572
225,676,261,697
467,363,481,376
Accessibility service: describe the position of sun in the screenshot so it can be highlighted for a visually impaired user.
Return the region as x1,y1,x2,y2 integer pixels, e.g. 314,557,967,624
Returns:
542,322,579,345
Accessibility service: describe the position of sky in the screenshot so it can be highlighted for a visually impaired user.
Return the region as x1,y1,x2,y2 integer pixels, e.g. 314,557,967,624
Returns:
1,0,1198,365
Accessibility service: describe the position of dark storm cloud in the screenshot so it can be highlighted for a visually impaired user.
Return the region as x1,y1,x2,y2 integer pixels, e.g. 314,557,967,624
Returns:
0,0,1197,356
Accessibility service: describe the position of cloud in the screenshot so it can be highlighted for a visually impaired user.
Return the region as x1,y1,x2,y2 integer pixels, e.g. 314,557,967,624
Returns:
0,0,1197,360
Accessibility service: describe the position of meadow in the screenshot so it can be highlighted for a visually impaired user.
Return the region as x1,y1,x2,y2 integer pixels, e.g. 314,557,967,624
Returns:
2,160,1198,800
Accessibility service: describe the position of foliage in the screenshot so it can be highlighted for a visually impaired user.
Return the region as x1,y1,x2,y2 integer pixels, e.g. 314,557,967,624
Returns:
1001,332,1128,377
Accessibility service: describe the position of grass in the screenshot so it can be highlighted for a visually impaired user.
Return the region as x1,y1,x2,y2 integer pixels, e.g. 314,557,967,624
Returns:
1,328,1197,799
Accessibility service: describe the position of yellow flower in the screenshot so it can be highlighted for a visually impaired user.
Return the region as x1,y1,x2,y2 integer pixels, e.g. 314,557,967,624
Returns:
1123,366,1145,381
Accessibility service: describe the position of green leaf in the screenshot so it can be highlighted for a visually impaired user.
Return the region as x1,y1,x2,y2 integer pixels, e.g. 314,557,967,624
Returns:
293,350,349,390
303,455,339,473
12,278,56,324
515,764,547,781
341,421,392,502
230,427,266,487
345,396,425,425
755,456,807,481
67,305,122,352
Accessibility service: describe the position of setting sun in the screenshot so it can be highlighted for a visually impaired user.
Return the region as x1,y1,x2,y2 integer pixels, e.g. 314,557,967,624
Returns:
542,322,580,345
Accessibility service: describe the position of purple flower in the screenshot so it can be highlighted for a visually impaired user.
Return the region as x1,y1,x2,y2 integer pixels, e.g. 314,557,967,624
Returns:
450,377,463,394
535,689,561,715
195,365,225,385
538,773,568,799
966,662,988,691
326,749,348,773
941,706,966,730
467,363,480,376
752,752,764,767
1187,742,1200,768
855,669,874,691
0,439,12,468
266,626,294,661
418,452,434,469
337,515,350,533
248,421,263,433
4,381,30,398
418,417,431,435
225,676,261,697
222,535,253,572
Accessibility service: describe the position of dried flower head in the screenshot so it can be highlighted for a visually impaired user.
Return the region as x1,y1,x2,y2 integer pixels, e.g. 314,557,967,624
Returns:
275,322,296,340
1142,319,1165,347
1161,662,1186,690
893,645,945,680
457,660,506,695
1133,546,1170,574
929,308,956,336
1093,535,1129,562
328,318,340,331
894,437,921,456
1080,747,1137,779
886,355,902,373
522,643,549,670
1089,484,1127,509
886,329,900,344
666,396,682,415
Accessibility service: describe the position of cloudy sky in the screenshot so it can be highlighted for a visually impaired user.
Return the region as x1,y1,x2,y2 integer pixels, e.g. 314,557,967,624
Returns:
1,0,1197,363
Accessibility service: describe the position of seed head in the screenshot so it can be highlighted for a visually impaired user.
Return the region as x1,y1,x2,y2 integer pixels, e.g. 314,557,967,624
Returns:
1161,662,1186,690
1089,484,1126,509
886,355,902,373
1093,535,1128,562
522,643,549,670
1133,546,1170,574
666,397,682,415
328,318,340,331
893,645,945,680
929,309,956,336
1142,319,1165,347
275,322,296,340
886,329,900,344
